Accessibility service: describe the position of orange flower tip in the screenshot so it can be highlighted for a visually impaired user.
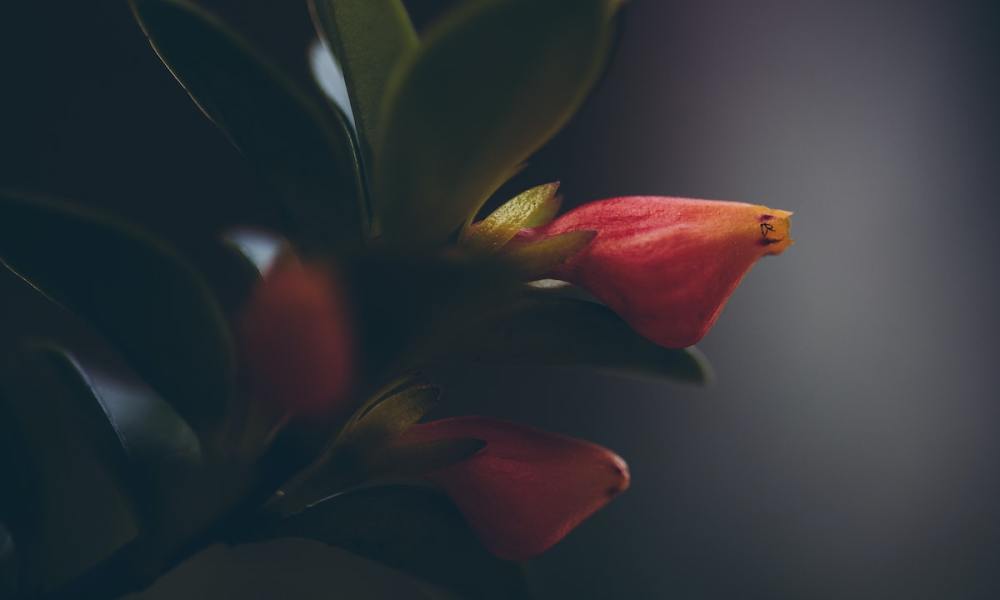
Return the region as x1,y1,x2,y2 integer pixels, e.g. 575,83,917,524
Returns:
756,207,794,256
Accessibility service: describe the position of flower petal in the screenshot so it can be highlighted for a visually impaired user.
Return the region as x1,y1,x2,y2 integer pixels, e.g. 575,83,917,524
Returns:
401,416,629,560
537,196,793,348
239,258,355,415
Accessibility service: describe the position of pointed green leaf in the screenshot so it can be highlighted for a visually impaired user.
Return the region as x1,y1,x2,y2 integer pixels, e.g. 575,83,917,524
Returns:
375,0,620,247
501,230,596,279
309,0,418,169
461,183,562,253
272,380,441,515
244,485,531,600
131,0,367,252
427,293,712,384
0,194,235,430
339,383,441,453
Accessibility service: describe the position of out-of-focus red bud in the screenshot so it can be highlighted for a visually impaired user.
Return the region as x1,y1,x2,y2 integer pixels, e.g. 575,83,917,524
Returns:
239,258,355,416
536,196,794,348
400,417,630,561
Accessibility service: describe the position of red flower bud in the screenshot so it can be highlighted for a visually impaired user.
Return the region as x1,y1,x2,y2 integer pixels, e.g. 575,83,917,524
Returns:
239,258,355,416
400,417,630,561
536,197,793,348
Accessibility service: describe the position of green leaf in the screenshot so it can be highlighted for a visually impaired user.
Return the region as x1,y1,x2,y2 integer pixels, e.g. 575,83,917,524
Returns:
501,230,596,279
460,182,562,253
271,379,441,515
130,0,367,252
339,383,440,454
0,345,140,594
309,0,418,170
0,194,235,431
427,292,712,385
375,0,620,247
244,485,532,600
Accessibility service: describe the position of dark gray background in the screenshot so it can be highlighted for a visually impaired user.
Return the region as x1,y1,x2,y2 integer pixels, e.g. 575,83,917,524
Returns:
3,1,1000,598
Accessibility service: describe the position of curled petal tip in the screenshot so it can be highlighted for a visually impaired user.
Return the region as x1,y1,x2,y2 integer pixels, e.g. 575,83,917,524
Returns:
757,207,794,255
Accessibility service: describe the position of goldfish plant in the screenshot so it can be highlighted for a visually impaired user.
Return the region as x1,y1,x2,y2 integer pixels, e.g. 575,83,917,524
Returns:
0,0,792,598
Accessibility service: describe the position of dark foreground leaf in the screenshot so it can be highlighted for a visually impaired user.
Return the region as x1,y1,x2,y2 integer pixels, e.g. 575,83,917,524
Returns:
0,345,140,595
131,0,367,251
37,346,204,506
0,193,235,431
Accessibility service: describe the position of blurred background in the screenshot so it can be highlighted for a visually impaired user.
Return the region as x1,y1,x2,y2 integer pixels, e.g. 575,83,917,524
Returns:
3,0,1000,598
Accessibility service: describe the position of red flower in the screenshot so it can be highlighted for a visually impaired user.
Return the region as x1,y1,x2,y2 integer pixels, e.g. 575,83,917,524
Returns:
399,417,630,561
239,258,355,416
533,196,793,348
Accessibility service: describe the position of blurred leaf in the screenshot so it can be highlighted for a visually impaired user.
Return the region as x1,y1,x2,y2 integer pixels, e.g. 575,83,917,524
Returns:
36,346,246,588
0,193,235,431
309,0,418,169
501,230,596,279
0,345,140,595
39,346,204,506
461,183,561,253
427,292,712,384
375,0,621,247
131,0,367,252
244,485,531,600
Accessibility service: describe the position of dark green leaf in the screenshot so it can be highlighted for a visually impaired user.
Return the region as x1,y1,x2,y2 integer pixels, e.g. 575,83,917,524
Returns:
460,183,561,253
131,0,367,252
244,485,531,600
427,292,712,384
0,193,235,430
0,345,140,594
310,0,418,170
271,379,440,515
38,346,204,501
339,383,440,453
375,0,620,247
